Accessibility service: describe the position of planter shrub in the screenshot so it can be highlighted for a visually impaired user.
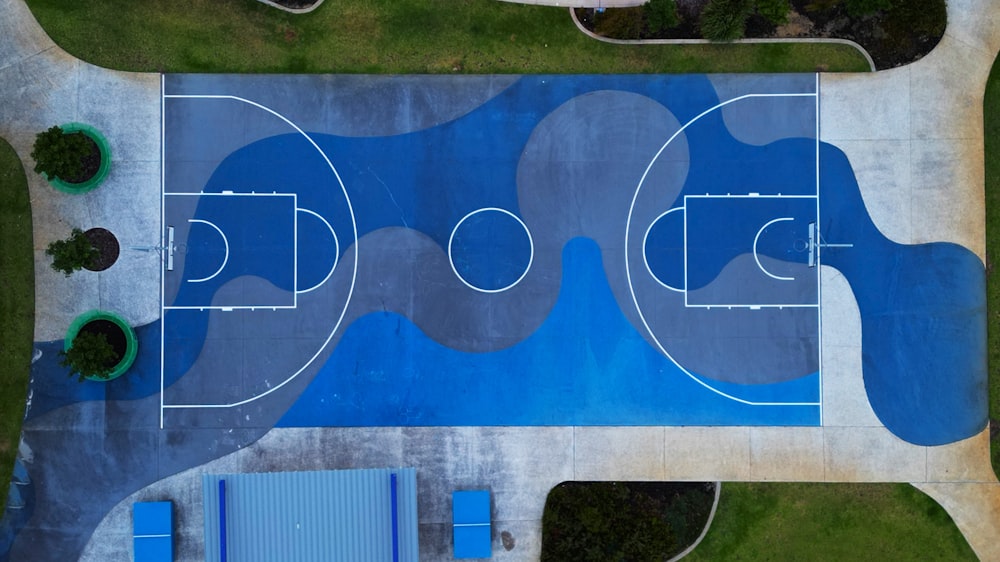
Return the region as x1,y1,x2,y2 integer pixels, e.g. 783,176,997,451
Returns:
60,330,118,381
31,125,93,182
45,228,99,276
61,311,138,382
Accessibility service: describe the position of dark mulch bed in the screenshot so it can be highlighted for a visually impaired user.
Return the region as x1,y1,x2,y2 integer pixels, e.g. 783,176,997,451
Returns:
80,319,128,365
542,481,716,561
267,0,318,8
83,227,119,272
64,133,101,184
578,0,946,70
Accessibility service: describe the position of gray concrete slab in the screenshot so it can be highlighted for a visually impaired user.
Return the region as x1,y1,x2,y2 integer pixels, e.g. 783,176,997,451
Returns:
749,427,826,481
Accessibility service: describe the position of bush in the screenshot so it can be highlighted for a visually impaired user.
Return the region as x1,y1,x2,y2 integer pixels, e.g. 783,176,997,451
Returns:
755,0,791,25
885,0,946,38
46,228,99,276
844,0,892,17
646,0,680,32
543,482,675,561
60,330,117,381
541,481,716,562
30,126,92,182
593,6,645,38
701,0,754,41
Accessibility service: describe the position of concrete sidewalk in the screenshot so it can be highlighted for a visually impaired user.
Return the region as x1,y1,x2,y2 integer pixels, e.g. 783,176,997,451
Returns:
0,0,160,344
0,0,998,561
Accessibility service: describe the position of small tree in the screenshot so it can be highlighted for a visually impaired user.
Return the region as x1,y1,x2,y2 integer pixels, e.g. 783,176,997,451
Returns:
645,0,680,33
31,126,92,182
46,228,99,276
60,330,117,381
700,0,754,41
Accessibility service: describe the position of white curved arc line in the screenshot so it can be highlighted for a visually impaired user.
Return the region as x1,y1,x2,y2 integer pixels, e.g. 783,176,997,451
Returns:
642,207,685,292
161,94,359,409
753,217,795,281
624,93,819,407
295,207,340,294
185,219,229,283
447,207,534,294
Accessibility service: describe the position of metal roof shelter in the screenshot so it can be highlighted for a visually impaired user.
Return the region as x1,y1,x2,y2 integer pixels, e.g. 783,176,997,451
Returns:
202,468,418,562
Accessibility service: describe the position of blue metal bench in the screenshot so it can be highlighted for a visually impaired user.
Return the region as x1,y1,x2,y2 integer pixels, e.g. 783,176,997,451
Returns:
133,501,173,562
453,490,491,559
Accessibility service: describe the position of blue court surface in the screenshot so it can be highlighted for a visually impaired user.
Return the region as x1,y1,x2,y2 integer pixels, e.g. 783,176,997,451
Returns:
141,73,985,445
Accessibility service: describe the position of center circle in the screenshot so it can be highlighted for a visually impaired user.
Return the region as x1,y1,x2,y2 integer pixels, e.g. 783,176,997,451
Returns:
448,207,533,293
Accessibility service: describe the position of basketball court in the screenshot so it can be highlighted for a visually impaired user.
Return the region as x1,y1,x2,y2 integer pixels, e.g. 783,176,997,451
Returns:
155,73,838,430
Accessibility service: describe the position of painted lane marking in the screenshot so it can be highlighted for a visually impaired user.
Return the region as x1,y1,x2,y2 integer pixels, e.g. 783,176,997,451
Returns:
753,217,795,281
185,219,230,283
295,207,340,295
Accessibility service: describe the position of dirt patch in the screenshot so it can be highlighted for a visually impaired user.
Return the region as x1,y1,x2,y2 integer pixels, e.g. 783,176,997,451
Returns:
500,530,515,551
83,227,119,272
775,9,814,38
268,0,319,8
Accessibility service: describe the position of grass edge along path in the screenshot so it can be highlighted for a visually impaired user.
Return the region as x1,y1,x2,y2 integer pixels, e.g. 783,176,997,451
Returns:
986,50,1000,480
22,0,870,74
0,137,35,511
684,482,977,560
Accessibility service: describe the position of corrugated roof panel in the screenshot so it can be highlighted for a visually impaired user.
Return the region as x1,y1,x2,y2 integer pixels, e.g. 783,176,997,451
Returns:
203,468,419,562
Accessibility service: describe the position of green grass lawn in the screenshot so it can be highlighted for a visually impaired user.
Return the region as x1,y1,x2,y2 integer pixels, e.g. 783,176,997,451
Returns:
987,52,1000,479
686,483,976,560
0,137,35,510
23,0,870,74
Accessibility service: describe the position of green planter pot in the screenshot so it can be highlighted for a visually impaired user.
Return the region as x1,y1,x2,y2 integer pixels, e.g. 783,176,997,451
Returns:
45,123,111,194
64,310,138,382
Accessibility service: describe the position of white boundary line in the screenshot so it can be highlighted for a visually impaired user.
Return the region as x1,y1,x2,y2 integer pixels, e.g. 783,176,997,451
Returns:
159,93,358,416
295,207,340,294
684,303,819,309
293,193,298,307
816,72,824,424
625,92,821,407
753,217,796,281
184,219,229,283
159,74,166,429
685,194,817,199
447,207,534,294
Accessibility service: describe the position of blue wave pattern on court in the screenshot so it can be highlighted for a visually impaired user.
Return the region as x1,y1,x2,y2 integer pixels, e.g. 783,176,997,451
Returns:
818,144,986,446
164,74,824,427
278,238,819,427
154,75,980,442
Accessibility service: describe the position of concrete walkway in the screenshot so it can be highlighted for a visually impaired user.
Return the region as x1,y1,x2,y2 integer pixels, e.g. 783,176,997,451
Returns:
0,0,998,561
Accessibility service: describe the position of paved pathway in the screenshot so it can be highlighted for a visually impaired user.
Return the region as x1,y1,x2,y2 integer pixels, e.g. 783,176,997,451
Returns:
0,1,999,561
